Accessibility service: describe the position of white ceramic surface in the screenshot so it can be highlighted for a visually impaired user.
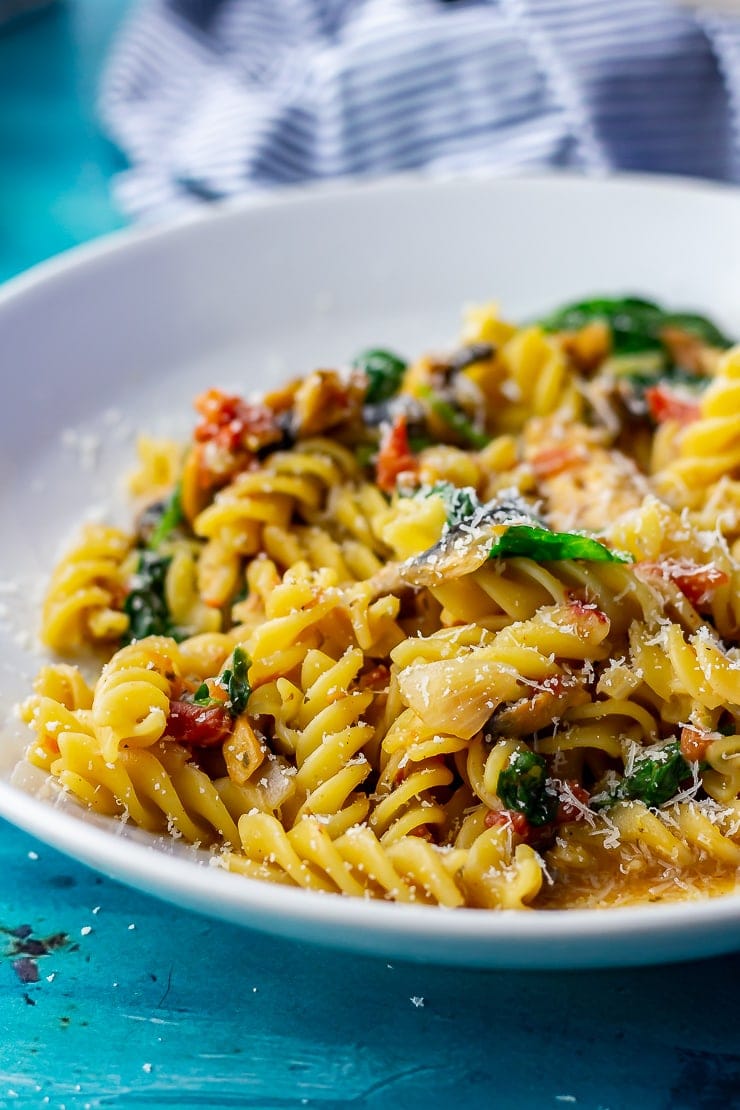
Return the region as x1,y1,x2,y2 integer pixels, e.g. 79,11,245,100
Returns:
2,171,740,968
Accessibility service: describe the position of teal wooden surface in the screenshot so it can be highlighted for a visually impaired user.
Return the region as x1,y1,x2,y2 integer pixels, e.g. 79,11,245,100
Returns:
2,817,740,1110
0,0,126,284
3,6,740,1108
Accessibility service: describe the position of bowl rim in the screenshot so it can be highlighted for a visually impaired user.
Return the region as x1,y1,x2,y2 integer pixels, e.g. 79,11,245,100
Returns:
4,166,740,965
2,166,739,309
4,774,740,946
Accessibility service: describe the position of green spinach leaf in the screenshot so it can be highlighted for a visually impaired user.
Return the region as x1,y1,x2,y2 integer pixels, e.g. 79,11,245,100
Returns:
354,443,377,469
191,682,221,709
122,551,177,643
416,383,491,449
488,525,630,564
661,311,733,349
601,740,696,809
354,348,407,404
424,482,483,528
496,749,558,827
222,647,251,716
147,484,184,549
191,646,251,717
539,297,665,355
539,296,732,357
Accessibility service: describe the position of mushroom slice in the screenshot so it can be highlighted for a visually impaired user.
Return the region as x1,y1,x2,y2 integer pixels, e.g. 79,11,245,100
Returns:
487,674,590,738
369,495,540,595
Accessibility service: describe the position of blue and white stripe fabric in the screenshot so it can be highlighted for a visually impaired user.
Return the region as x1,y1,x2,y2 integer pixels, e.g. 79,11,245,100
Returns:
100,0,740,219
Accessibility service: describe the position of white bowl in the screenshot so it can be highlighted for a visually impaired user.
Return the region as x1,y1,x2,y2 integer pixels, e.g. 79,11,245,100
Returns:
3,171,740,968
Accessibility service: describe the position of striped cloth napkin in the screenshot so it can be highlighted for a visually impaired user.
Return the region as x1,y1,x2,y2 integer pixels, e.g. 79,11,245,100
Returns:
100,0,740,218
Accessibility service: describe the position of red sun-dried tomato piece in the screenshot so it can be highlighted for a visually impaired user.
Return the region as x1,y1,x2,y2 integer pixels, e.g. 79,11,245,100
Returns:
529,444,584,479
166,700,232,747
639,559,729,608
556,781,591,823
485,809,533,840
194,388,281,453
645,384,700,426
376,414,418,493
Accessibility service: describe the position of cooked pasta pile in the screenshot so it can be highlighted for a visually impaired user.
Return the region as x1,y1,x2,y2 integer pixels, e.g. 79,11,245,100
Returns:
22,296,740,910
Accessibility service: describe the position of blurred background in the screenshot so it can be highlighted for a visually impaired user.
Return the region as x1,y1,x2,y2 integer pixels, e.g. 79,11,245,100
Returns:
4,0,740,284
0,0,127,282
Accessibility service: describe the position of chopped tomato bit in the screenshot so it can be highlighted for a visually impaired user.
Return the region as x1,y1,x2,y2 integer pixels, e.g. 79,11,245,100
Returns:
645,384,700,426
376,414,419,493
166,700,232,747
530,444,584,479
193,388,282,454
485,809,532,840
638,559,729,608
680,725,714,763
556,781,591,823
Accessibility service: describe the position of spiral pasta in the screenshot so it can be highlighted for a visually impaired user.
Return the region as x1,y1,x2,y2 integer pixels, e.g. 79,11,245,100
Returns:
263,648,375,836
41,524,133,651
652,347,740,517
23,295,740,911
128,435,183,500
228,811,541,909
51,733,250,846
90,637,184,761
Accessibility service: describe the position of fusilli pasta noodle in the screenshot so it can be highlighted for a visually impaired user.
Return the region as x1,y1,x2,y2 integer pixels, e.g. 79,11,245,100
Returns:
21,294,740,911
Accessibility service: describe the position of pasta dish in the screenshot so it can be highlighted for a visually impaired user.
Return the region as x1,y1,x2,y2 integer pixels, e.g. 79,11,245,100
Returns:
21,296,740,910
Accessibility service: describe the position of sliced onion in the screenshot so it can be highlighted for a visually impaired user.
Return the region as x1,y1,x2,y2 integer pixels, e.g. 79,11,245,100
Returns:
223,716,265,785
398,656,523,740
259,755,297,809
